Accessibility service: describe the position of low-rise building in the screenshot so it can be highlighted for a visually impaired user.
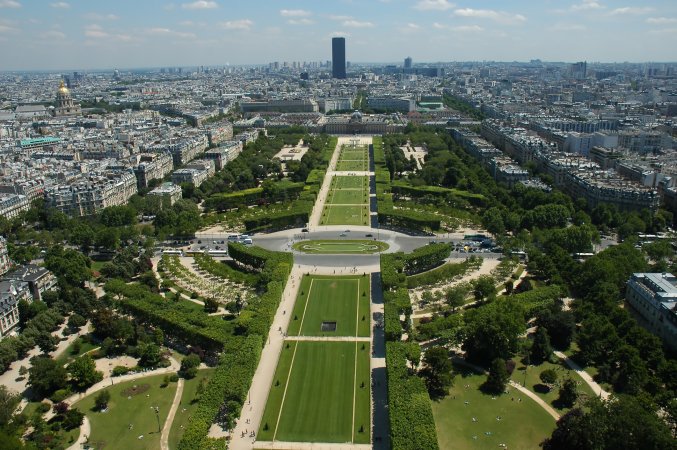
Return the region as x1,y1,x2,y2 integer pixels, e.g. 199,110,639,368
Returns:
44,169,138,216
147,182,182,206
133,152,174,189
0,280,31,339
2,265,57,301
0,194,30,219
626,273,677,351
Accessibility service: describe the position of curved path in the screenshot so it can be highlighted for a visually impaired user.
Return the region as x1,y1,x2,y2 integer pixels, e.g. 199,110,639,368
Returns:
66,417,90,450
508,381,560,421
161,378,185,450
553,351,610,399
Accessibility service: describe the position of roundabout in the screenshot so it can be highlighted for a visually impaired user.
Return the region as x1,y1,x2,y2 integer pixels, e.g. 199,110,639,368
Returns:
292,239,389,254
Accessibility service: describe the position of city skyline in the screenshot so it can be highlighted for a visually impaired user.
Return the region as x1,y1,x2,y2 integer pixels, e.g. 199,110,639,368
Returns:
0,0,676,71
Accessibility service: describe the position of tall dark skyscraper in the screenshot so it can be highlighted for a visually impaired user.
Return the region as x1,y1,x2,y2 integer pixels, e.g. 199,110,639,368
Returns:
332,37,346,79
404,56,412,69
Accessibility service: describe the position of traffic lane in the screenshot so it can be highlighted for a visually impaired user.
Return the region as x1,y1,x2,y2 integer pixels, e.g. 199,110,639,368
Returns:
293,254,380,269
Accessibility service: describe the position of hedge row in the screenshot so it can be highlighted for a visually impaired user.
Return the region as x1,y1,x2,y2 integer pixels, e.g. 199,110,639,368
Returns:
177,244,292,446
105,280,231,351
193,254,259,286
178,335,262,450
236,137,336,232
386,342,439,450
391,181,487,207
406,256,481,289
204,181,305,212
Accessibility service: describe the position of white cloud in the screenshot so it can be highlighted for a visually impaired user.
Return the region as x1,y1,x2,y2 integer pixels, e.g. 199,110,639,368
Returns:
571,0,604,12
0,23,17,33
84,13,118,21
328,31,350,38
406,23,420,29
40,30,66,39
179,20,194,26
280,9,311,17
648,28,677,34
146,27,196,39
552,23,586,31
50,2,70,8
84,24,107,38
343,20,374,28
220,19,253,30
329,15,352,21
452,24,483,32
414,0,455,11
181,1,217,10
433,22,483,32
0,0,21,8
646,17,677,24
610,7,653,16
453,8,526,24
288,18,314,25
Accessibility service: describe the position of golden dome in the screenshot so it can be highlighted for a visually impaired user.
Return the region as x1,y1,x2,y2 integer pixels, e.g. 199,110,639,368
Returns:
58,80,69,95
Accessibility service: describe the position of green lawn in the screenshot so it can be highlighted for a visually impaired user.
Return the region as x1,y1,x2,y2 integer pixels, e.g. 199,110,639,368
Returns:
327,189,368,205
72,374,177,450
510,359,596,412
321,204,370,225
167,368,216,449
287,275,370,337
258,341,370,444
55,336,99,366
335,160,368,171
432,365,556,450
330,176,368,190
293,240,388,254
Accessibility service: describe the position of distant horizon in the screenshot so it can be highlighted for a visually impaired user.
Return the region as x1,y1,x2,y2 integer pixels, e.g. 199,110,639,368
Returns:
0,0,675,71
3,59,677,75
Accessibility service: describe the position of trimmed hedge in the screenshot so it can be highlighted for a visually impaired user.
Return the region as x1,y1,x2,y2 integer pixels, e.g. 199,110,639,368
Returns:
391,181,486,207
204,181,305,212
407,256,481,288
105,280,231,351
386,342,439,450
178,335,262,450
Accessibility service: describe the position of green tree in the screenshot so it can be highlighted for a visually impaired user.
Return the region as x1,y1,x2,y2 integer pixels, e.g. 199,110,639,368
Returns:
28,357,68,398
35,332,58,355
444,285,467,311
557,378,578,408
483,358,509,395
472,275,497,302
0,385,20,426
94,390,110,410
138,343,163,368
419,347,454,399
539,369,558,387
482,207,505,236
68,355,103,391
530,326,553,364
179,354,201,379
462,299,525,365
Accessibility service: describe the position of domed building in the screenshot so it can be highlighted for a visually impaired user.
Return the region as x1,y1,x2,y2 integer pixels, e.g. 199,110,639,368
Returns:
53,80,81,117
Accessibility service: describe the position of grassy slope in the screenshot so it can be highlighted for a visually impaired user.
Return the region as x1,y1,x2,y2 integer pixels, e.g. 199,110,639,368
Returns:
72,374,177,450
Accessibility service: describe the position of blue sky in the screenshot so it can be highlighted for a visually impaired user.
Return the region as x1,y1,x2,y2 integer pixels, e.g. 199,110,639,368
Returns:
0,0,676,70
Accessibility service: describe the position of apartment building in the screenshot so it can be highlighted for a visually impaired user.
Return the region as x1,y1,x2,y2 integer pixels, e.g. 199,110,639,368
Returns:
626,273,677,351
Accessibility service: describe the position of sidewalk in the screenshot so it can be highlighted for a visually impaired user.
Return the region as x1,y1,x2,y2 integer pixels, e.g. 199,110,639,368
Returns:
553,351,610,399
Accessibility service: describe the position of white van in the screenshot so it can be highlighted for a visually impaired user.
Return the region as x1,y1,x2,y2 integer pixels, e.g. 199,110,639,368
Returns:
242,238,253,245
227,234,240,242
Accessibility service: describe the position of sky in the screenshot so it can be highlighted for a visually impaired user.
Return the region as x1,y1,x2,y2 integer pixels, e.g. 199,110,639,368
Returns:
0,0,676,70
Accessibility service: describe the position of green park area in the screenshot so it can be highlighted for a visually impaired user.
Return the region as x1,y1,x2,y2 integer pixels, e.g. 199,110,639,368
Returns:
336,159,368,171
321,176,370,226
431,365,556,450
287,275,371,337
167,368,216,449
72,374,177,450
293,239,388,254
258,341,370,444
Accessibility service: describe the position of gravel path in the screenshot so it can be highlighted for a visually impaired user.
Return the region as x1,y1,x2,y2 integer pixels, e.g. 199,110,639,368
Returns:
161,378,185,450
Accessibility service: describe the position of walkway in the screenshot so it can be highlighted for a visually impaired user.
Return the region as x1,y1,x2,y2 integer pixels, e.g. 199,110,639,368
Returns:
553,351,610,399
160,378,185,450
254,442,371,450
286,336,371,342
507,381,560,421
66,417,90,450
216,265,304,449
308,137,342,227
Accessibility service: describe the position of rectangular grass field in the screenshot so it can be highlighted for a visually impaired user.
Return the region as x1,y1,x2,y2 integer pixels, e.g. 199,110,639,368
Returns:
336,160,368,171
258,341,371,444
327,189,368,205
321,204,370,226
331,175,368,189
287,275,370,337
